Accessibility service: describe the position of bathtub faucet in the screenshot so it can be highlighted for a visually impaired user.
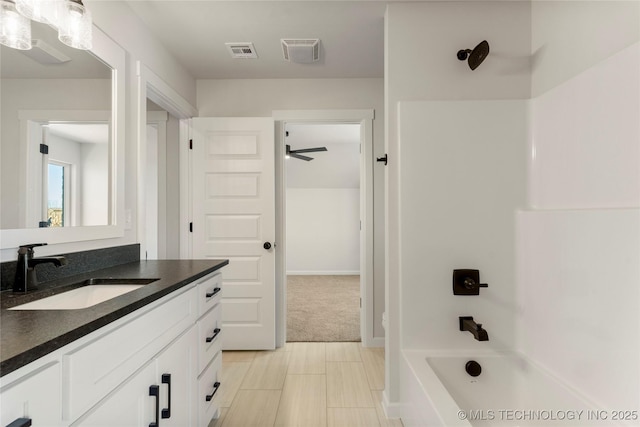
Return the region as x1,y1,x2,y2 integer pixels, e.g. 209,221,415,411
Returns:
459,316,489,341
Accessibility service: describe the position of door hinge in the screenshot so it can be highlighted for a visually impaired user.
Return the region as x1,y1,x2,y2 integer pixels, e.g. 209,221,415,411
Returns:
189,139,193,150
360,298,362,308
189,222,193,232
40,143,49,154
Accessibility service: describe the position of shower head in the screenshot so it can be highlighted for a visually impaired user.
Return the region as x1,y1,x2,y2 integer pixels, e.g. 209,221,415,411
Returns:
457,40,490,70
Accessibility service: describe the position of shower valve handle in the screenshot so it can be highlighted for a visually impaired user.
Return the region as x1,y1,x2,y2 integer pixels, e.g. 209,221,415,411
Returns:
464,278,488,290
453,269,488,295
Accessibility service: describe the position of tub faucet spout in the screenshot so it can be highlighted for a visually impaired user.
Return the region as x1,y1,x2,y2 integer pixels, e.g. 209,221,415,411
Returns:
459,316,489,341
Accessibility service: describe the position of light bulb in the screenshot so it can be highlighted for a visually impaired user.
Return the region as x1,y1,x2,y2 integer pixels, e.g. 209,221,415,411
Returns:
15,0,58,25
57,0,91,50
0,0,31,50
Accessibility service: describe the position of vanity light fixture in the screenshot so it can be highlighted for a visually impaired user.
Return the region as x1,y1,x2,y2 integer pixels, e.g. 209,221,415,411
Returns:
15,0,57,25
0,0,32,50
20,38,70,63
57,0,91,50
0,0,92,51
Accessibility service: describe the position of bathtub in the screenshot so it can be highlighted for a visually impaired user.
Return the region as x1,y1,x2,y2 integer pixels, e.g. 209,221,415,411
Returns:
400,350,626,427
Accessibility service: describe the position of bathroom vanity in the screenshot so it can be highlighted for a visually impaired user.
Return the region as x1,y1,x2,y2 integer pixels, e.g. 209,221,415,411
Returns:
0,257,227,427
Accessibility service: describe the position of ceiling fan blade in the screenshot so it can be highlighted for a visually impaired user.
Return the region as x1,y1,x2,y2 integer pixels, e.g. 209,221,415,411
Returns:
290,146,327,154
290,153,314,161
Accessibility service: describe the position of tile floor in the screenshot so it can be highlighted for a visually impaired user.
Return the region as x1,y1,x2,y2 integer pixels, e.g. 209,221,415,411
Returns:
210,342,403,427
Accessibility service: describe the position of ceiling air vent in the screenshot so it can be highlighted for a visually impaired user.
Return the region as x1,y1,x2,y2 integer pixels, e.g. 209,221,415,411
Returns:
225,42,258,59
281,39,320,63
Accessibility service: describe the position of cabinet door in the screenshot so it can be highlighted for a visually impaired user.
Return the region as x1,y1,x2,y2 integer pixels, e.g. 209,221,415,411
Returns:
71,363,156,427
155,326,197,427
0,362,61,427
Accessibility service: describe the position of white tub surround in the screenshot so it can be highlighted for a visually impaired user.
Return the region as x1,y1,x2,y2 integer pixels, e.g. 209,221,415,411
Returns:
518,209,640,412
398,99,527,352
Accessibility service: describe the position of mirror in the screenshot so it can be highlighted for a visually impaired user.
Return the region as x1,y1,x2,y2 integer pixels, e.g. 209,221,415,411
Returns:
0,20,125,248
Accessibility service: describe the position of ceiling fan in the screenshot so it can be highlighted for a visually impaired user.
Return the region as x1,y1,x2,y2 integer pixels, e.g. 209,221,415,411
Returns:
285,144,327,161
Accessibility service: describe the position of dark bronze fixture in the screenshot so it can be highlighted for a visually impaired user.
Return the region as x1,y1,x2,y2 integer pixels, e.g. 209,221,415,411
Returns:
465,360,482,377
453,269,488,295
459,316,489,341
457,40,490,70
13,243,67,292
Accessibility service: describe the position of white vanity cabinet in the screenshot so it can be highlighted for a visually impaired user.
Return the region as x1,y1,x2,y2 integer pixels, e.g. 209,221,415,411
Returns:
69,362,156,427
195,272,223,425
0,362,62,427
0,268,224,427
73,326,197,427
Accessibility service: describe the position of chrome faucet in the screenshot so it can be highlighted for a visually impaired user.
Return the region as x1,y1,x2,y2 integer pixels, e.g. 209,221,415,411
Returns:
13,243,67,292
459,316,489,341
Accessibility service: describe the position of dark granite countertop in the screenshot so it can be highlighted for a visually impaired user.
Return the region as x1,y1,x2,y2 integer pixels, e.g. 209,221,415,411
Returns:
0,259,228,377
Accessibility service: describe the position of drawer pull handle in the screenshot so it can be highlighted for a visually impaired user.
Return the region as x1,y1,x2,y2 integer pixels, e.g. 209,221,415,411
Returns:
206,327,221,343
161,373,171,419
206,381,221,402
206,287,221,298
149,384,160,427
6,418,32,427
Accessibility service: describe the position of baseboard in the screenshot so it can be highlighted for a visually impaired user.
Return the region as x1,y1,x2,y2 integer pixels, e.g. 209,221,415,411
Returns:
370,336,385,347
286,271,360,275
361,335,385,347
382,389,404,419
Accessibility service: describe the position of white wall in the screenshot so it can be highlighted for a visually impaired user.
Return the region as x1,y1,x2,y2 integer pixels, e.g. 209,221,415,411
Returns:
197,77,385,338
530,1,639,97
80,142,109,226
87,1,197,107
286,188,360,275
520,1,640,411
385,1,532,407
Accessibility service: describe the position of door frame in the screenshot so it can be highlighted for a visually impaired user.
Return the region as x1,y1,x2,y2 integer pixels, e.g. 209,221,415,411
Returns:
135,61,197,259
144,112,168,259
273,109,376,348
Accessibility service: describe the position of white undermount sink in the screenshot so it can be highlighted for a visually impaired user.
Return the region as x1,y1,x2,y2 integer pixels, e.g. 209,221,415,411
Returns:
9,278,158,310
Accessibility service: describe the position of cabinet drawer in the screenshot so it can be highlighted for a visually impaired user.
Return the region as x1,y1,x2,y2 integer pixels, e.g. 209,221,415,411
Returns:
198,352,222,427
64,286,197,421
197,303,223,374
0,362,61,427
196,272,222,317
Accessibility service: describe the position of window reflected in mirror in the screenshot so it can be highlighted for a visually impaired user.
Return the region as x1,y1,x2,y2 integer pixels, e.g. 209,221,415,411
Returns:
47,162,66,227
33,122,109,228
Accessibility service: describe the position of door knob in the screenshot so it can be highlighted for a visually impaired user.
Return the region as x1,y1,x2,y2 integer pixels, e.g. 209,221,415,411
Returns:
263,242,272,250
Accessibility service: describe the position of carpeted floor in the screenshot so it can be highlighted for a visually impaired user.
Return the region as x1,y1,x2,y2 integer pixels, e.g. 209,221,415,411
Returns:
287,275,361,342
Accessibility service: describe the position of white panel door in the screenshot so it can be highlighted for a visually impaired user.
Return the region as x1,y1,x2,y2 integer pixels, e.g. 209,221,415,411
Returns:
192,117,275,350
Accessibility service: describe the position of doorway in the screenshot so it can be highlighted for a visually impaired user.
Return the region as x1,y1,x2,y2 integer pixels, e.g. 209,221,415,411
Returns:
284,122,362,342
274,109,375,348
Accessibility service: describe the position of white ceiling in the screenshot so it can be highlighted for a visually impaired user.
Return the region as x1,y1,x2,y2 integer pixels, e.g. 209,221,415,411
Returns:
285,123,360,189
125,1,387,79
48,123,109,145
